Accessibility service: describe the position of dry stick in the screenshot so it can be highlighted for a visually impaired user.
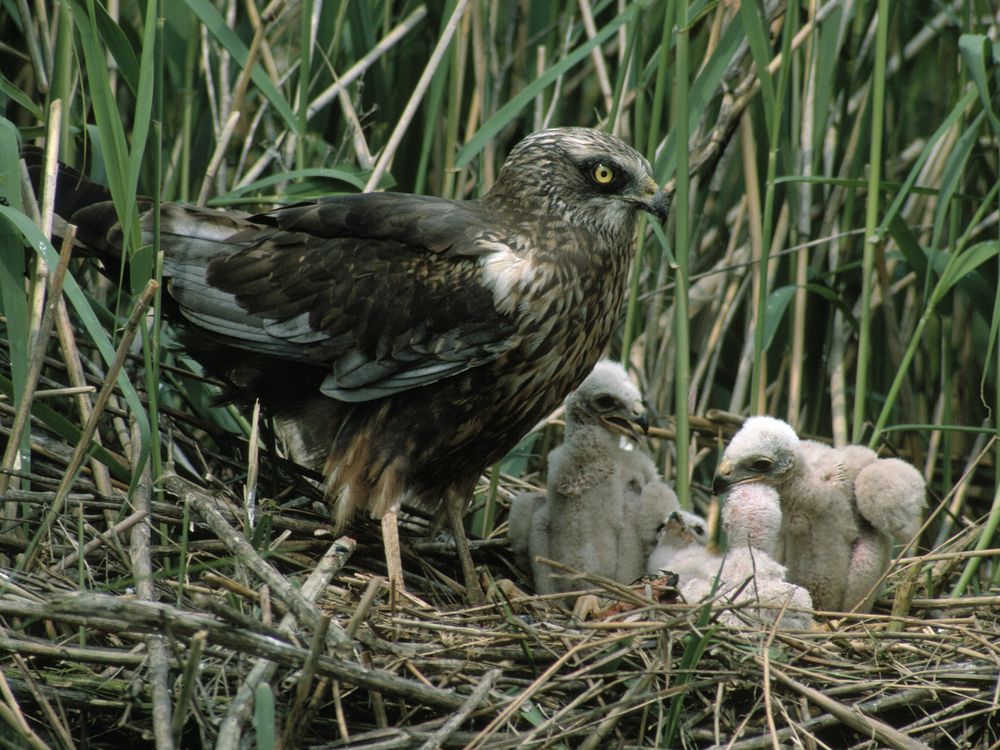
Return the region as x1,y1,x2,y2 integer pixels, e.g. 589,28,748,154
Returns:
10,653,73,750
37,101,60,237
416,669,500,750
130,419,175,750
215,536,357,750
577,671,655,750
577,0,613,114
764,666,932,750
345,576,384,639
363,0,470,192
760,613,783,749
53,509,147,571
171,630,206,741
524,679,616,747
195,111,240,206
32,386,95,398
14,105,62,468
283,614,331,743
19,279,159,572
465,631,629,750
361,649,389,728
239,0,280,84
715,687,939,750
307,6,427,121
245,401,260,523
0,225,75,497
1,593,467,709
161,472,350,650
332,680,350,742
0,701,50,750
53,295,118,499
0,666,48,750
0,632,144,668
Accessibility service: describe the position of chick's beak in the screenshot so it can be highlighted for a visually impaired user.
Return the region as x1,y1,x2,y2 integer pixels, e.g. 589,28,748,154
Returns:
712,458,734,496
603,401,649,437
712,458,763,495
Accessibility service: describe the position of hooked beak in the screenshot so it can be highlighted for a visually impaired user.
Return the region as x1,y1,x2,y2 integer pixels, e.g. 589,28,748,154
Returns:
602,403,649,438
711,458,760,495
638,176,669,221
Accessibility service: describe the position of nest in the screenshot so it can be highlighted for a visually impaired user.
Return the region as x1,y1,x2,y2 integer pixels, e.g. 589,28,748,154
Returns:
1,340,998,750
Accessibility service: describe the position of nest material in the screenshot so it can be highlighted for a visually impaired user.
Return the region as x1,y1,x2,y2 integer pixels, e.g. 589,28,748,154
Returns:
0,346,998,749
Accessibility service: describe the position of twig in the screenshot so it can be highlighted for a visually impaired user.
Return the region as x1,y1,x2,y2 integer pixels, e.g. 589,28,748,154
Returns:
364,0,471,192
171,630,206,742
306,6,428,121
0,594,469,710
215,536,357,749
0,223,75,497
19,278,159,572
284,614,330,741
717,688,942,750
576,671,655,750
130,419,175,750
345,576,384,639
161,471,350,651
53,509,147,571
0,665,49,750
195,111,240,206
417,669,500,750
764,665,933,750
10,654,73,750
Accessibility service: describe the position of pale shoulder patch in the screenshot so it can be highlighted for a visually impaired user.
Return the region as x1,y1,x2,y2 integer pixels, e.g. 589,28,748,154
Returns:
478,243,535,315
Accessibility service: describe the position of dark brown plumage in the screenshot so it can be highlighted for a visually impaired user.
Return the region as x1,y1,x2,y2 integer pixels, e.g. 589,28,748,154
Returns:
42,127,668,599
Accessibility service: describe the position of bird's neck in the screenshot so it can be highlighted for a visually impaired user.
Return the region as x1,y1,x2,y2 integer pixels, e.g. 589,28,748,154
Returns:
563,424,622,457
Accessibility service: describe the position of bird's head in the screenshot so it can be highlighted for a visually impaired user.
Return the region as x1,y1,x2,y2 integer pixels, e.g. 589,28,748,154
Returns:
676,509,709,546
713,416,800,495
564,359,648,438
487,127,668,235
654,510,698,548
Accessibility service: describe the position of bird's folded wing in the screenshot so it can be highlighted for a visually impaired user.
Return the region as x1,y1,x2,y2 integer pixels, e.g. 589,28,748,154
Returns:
159,193,520,402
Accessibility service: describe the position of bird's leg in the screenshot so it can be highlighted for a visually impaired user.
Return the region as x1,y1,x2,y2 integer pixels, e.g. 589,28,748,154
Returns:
381,508,405,601
446,489,484,605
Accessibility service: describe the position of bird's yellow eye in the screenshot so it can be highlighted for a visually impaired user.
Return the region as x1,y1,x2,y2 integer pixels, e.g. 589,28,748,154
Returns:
591,163,615,185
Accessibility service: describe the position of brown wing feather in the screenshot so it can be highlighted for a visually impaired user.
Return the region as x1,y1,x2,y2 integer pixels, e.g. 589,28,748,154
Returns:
195,194,519,401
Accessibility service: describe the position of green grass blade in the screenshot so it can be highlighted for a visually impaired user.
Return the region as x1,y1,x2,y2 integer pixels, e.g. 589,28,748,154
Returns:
0,73,45,121
0,205,149,443
672,0,691,507
88,0,140,96
959,34,1000,136
455,5,634,169
0,371,130,480
0,119,28,486
852,0,890,443
181,0,298,133
929,111,984,251
738,0,776,135
654,16,744,180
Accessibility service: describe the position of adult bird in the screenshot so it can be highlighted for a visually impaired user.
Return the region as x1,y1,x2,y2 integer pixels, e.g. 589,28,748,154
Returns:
712,416,925,612
40,128,668,600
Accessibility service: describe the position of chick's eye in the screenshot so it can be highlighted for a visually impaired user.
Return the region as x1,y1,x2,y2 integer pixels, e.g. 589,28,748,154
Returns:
591,163,615,185
750,458,773,472
594,395,618,410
